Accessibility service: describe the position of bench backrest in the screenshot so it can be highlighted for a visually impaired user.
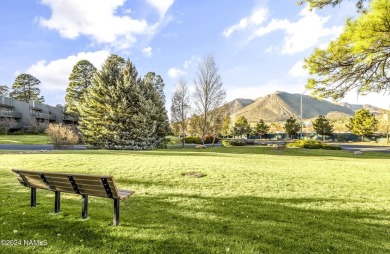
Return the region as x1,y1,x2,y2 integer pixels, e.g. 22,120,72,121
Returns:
12,169,120,199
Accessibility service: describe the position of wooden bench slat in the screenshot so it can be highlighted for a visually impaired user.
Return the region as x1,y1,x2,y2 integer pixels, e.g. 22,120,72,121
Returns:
16,176,29,186
45,176,115,187
118,189,135,200
12,168,134,226
23,178,49,189
51,185,74,192
12,169,126,199
40,172,114,181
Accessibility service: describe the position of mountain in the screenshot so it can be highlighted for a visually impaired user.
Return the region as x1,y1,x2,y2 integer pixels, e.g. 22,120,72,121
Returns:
339,102,385,115
226,98,255,114
231,91,355,122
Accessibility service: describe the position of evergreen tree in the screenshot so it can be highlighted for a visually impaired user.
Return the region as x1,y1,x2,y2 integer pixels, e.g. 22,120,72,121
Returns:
79,54,169,149
254,119,270,139
299,0,368,12
304,0,390,100
78,54,125,148
0,85,9,96
313,115,334,141
144,72,165,102
143,72,170,148
233,116,251,138
284,117,300,138
65,60,96,116
10,74,44,102
346,108,378,141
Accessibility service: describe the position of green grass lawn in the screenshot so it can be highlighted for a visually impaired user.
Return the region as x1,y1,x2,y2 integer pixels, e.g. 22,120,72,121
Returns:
0,147,389,253
0,135,51,145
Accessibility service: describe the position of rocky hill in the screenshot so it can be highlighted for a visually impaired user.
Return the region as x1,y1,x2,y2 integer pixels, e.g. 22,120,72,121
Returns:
226,98,255,114
339,102,385,115
230,91,355,122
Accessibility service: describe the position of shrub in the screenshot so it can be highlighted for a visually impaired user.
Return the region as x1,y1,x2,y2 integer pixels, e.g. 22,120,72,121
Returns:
204,135,219,144
336,134,345,142
185,136,218,144
0,118,17,134
45,123,79,150
26,119,49,134
185,136,202,144
322,144,342,150
287,140,341,150
222,139,255,147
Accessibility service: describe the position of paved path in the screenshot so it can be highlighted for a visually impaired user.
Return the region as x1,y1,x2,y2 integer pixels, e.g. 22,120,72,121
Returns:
328,143,390,153
0,142,388,153
259,140,390,153
0,144,87,150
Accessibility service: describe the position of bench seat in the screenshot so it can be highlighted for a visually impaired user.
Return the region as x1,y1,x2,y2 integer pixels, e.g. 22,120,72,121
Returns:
12,168,134,226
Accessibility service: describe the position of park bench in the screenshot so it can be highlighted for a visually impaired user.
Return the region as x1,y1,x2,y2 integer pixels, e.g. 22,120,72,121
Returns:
11,169,134,226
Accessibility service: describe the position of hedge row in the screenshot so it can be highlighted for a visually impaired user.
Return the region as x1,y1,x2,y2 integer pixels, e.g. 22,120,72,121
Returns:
221,139,255,147
286,140,341,150
185,136,218,144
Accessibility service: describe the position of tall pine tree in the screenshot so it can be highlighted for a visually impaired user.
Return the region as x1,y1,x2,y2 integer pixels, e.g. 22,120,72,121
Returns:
10,74,44,102
79,54,169,149
65,60,97,116
78,55,125,148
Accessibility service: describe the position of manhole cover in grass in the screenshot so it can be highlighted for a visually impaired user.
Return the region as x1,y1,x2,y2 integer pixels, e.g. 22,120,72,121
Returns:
182,172,206,178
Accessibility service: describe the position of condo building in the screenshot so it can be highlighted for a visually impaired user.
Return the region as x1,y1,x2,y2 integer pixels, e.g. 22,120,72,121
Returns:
0,95,77,130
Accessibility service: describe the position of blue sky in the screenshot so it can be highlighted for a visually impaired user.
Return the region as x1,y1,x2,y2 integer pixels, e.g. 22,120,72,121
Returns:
0,0,388,110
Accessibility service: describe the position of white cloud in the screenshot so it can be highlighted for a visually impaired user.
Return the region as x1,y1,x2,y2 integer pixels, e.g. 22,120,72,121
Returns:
142,47,153,57
288,60,308,78
168,56,201,79
225,5,343,55
27,50,110,91
38,0,173,50
145,0,174,18
223,8,269,37
168,67,185,78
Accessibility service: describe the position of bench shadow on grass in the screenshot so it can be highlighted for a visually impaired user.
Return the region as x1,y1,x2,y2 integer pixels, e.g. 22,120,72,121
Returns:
4,191,390,253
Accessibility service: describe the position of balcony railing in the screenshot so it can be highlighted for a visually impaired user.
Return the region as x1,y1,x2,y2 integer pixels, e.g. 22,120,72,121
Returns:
0,111,22,118
31,113,56,121
0,96,14,108
63,115,76,122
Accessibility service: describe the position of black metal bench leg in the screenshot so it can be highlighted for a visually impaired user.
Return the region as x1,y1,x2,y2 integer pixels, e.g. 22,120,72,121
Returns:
82,194,88,219
113,199,119,226
31,187,36,207
54,191,60,213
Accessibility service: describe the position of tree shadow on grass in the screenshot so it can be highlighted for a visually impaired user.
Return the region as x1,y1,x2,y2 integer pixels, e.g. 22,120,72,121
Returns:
3,189,390,254
121,194,390,253
40,146,390,160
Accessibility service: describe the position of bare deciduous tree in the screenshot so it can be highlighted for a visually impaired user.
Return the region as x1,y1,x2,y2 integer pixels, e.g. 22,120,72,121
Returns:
26,118,49,134
193,55,226,144
171,77,191,148
0,118,17,134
